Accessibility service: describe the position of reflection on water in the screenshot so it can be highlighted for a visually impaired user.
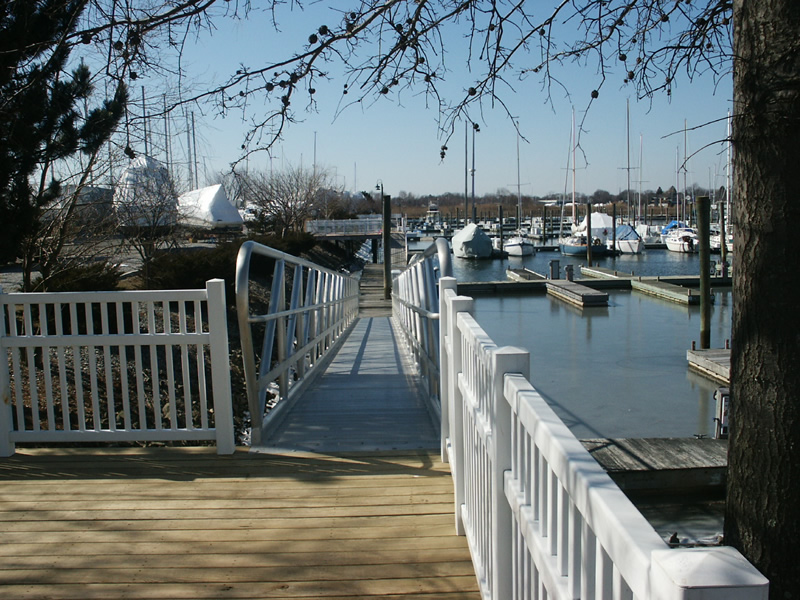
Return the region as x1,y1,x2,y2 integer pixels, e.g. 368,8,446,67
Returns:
411,243,731,439
473,289,731,439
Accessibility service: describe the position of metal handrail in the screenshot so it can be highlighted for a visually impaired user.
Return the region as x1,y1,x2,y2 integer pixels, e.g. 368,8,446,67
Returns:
235,240,359,445
391,237,452,425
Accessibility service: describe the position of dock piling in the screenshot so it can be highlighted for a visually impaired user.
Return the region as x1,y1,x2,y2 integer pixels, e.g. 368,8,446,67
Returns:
698,196,711,349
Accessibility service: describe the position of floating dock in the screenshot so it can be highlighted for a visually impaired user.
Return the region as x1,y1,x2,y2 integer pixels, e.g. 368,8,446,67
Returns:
630,278,701,305
579,266,635,279
579,266,703,305
687,348,731,384
582,437,728,493
545,280,609,307
506,267,546,281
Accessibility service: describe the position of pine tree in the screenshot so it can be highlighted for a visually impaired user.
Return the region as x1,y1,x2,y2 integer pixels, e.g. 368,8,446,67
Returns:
0,0,126,266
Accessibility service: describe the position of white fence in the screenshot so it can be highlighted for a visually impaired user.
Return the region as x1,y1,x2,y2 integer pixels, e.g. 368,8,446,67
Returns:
437,276,768,600
0,280,235,456
235,241,359,446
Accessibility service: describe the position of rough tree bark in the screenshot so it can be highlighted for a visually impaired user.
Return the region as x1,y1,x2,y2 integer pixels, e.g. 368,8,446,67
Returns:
726,0,800,597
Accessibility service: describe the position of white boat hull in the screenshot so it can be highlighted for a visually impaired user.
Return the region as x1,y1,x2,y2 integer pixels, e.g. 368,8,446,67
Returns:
504,236,535,256
615,238,644,254
665,231,698,253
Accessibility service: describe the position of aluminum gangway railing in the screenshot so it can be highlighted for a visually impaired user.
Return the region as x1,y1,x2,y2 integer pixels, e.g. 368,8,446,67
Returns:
391,240,767,599
391,238,452,430
235,240,359,446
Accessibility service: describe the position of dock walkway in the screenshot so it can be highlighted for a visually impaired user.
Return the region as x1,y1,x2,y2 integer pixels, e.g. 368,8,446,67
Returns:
257,264,439,453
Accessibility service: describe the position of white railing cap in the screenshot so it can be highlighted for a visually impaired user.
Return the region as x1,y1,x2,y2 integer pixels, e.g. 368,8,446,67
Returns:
651,547,768,600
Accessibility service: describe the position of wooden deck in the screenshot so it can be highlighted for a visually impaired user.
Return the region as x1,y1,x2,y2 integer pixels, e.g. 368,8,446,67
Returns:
0,447,479,599
0,264,479,599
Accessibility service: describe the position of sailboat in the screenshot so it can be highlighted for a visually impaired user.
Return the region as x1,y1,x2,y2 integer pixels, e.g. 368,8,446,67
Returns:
504,124,534,256
558,110,607,257
611,100,644,254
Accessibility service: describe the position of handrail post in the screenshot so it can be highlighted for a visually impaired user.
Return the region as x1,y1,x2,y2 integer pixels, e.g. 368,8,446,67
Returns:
439,278,458,462
235,241,261,443
206,279,235,454
0,285,14,457
491,347,530,600
443,281,472,536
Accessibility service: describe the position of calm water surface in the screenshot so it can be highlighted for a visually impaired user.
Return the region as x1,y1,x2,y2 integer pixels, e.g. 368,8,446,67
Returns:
417,242,732,439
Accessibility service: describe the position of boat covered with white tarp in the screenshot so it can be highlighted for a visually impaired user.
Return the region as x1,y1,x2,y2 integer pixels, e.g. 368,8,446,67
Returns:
178,184,243,231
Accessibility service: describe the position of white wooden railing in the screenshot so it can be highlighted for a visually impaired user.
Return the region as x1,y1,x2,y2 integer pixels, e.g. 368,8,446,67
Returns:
437,276,768,600
305,217,383,236
0,280,235,456
392,237,452,432
235,240,359,446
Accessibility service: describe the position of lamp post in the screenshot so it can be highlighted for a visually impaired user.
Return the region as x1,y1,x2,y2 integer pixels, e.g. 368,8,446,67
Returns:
377,181,392,299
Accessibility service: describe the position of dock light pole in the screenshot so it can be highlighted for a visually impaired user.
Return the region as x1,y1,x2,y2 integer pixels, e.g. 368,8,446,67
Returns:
378,181,392,300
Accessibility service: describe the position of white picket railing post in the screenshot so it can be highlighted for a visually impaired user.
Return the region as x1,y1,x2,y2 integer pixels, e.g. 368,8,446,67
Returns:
439,277,457,462
0,285,14,457
443,281,473,537
205,279,235,455
491,347,530,600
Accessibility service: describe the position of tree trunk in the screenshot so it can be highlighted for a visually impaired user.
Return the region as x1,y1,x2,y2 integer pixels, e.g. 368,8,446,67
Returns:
726,0,800,596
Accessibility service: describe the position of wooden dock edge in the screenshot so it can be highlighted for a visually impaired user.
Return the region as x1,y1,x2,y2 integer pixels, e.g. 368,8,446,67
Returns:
546,280,609,307
581,437,728,494
687,348,731,385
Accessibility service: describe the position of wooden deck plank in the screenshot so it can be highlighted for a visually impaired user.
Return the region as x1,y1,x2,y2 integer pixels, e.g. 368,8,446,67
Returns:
0,448,480,600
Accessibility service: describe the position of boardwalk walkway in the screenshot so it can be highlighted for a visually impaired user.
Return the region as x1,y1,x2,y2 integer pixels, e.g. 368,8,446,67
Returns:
257,264,439,454
0,263,478,599
0,448,478,599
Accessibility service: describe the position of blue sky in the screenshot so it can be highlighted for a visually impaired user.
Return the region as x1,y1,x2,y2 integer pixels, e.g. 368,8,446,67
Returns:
145,3,733,199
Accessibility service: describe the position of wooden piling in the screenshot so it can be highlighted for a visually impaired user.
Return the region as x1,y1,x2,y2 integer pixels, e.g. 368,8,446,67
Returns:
697,196,711,348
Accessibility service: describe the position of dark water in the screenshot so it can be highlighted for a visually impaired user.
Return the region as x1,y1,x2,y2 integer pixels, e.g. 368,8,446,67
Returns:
416,242,732,439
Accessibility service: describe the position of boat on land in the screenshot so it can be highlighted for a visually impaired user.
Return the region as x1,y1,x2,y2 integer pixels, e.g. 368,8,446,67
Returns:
664,227,698,253
612,224,644,254
452,222,493,258
178,184,243,231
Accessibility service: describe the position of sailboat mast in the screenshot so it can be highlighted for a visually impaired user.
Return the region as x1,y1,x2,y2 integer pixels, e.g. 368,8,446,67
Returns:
726,110,732,226
676,147,680,223
571,109,576,223
683,119,688,225
626,98,631,225
516,122,522,225
464,121,469,223
638,133,643,227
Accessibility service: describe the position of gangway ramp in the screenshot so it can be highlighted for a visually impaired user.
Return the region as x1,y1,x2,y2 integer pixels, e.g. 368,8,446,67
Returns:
256,264,439,453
